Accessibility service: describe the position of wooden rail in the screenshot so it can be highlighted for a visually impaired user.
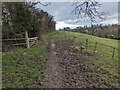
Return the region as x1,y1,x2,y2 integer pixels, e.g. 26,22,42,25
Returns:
2,38,26,41
29,37,38,47
2,31,39,48
13,43,26,46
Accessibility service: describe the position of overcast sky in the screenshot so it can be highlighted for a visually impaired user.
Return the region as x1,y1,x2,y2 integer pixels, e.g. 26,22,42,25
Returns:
39,2,118,30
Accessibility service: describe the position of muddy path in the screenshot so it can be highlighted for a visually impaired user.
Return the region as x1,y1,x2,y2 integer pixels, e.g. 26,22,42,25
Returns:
42,38,119,88
42,39,63,88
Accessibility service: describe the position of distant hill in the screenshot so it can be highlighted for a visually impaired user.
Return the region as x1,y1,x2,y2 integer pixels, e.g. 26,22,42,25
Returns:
60,24,119,40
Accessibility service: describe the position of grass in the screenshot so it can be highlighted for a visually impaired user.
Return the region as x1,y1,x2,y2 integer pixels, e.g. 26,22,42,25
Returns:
2,31,119,88
65,31,118,48
95,72,118,87
45,31,119,77
2,31,71,88
47,31,119,87
2,32,52,88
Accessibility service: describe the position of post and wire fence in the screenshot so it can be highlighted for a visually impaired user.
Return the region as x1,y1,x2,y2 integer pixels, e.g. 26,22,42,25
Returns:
64,31,119,60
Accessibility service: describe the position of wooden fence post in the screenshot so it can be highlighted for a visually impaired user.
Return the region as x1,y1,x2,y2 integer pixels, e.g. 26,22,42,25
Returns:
25,31,30,48
112,48,115,59
94,42,97,53
86,39,88,51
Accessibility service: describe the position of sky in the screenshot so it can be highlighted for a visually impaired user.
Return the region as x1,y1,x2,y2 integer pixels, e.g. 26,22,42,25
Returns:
38,2,118,30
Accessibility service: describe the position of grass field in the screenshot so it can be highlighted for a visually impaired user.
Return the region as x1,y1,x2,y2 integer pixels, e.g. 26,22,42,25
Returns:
44,31,119,77
2,31,119,88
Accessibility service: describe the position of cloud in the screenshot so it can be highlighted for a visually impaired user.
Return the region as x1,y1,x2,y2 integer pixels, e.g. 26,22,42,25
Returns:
100,13,118,25
109,13,118,18
102,19,118,25
56,12,118,30
56,21,83,30
40,2,118,29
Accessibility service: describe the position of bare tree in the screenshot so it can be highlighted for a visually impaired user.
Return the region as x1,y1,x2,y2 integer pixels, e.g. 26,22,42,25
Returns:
72,0,107,23
27,0,106,23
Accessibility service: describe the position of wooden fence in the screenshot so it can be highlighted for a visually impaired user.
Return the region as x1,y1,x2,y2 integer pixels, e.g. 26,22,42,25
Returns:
73,37,119,59
2,31,38,49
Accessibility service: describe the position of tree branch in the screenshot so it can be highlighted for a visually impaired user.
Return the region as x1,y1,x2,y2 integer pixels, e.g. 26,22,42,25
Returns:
72,0,107,23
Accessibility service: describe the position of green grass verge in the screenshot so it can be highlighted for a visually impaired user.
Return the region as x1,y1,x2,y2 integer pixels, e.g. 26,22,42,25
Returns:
2,32,52,88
